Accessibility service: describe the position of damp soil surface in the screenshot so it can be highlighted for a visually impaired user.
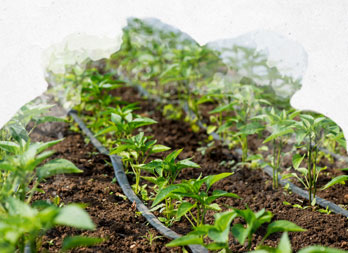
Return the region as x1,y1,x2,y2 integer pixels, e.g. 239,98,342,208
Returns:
32,85,348,252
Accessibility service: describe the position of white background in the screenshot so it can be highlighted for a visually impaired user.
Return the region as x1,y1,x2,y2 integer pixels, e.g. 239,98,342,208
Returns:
1,0,348,147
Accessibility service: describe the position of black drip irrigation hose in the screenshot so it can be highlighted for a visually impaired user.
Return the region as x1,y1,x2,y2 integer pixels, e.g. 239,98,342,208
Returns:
68,110,208,253
132,83,348,218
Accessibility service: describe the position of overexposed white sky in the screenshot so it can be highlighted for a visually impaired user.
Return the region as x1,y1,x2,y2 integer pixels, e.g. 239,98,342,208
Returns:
1,0,348,147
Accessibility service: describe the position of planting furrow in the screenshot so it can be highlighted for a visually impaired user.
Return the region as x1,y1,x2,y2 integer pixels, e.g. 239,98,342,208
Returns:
128,82,348,218
108,85,348,251
68,110,208,253
30,121,182,252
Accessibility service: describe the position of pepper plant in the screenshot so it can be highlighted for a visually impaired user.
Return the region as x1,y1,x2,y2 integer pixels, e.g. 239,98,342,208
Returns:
0,138,82,205
151,173,239,227
0,198,100,252
166,208,305,252
96,104,157,141
257,108,299,188
208,84,267,162
286,114,334,205
140,149,200,221
110,132,170,194
251,232,346,253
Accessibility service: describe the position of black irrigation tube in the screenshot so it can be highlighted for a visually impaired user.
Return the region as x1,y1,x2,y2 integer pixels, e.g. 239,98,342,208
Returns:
68,110,208,253
131,83,348,218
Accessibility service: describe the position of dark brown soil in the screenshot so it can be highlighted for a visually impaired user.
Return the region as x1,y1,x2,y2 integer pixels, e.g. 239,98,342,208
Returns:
31,86,348,252
30,123,180,253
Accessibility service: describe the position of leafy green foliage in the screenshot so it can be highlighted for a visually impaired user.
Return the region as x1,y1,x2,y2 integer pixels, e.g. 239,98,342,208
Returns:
62,236,104,251
153,173,238,226
251,232,347,253
167,208,304,252
141,149,200,187
0,138,82,204
289,114,335,204
111,132,170,194
0,106,98,252
0,197,97,252
96,104,157,141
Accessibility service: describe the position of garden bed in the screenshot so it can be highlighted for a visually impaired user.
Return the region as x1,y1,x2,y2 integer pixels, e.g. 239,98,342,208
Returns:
33,86,348,252
30,120,179,252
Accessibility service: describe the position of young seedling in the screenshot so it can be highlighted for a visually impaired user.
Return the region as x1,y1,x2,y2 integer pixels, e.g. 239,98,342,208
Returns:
257,108,299,188
251,232,346,253
141,231,164,246
286,114,333,205
81,71,125,110
140,149,200,220
152,173,239,227
140,149,200,187
0,138,82,205
166,208,305,252
95,104,157,140
208,84,268,162
0,197,100,252
110,132,170,194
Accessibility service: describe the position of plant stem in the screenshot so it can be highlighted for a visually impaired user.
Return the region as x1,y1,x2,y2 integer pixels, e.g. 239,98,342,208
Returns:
313,145,319,198
275,140,282,189
272,139,277,188
307,135,313,204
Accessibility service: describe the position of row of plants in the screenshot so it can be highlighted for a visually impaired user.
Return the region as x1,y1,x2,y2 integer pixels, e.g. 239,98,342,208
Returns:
46,18,348,251
0,103,102,252
48,63,346,252
104,18,348,207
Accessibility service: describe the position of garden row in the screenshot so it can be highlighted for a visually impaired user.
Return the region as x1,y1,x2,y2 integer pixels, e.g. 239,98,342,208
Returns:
44,18,348,252
49,62,348,252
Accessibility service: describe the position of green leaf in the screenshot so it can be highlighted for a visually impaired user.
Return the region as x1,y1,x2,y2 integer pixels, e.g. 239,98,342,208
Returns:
205,242,228,250
166,234,203,247
207,125,217,134
152,185,180,207
150,144,171,154
177,159,200,169
281,173,296,180
95,126,117,137
208,226,229,243
132,117,157,128
206,203,222,211
298,246,347,253
177,202,195,219
36,139,63,153
0,141,20,153
292,154,305,170
111,113,122,124
295,167,308,176
321,175,348,190
205,173,233,191
165,149,182,162
34,116,66,125
54,205,95,230
263,220,306,241
31,150,56,168
214,211,236,231
295,130,307,145
62,236,103,251
141,176,159,185
231,223,248,245
206,190,240,204
6,197,37,217
37,159,82,180
276,232,292,253
209,103,235,114
0,161,14,171
263,128,294,144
